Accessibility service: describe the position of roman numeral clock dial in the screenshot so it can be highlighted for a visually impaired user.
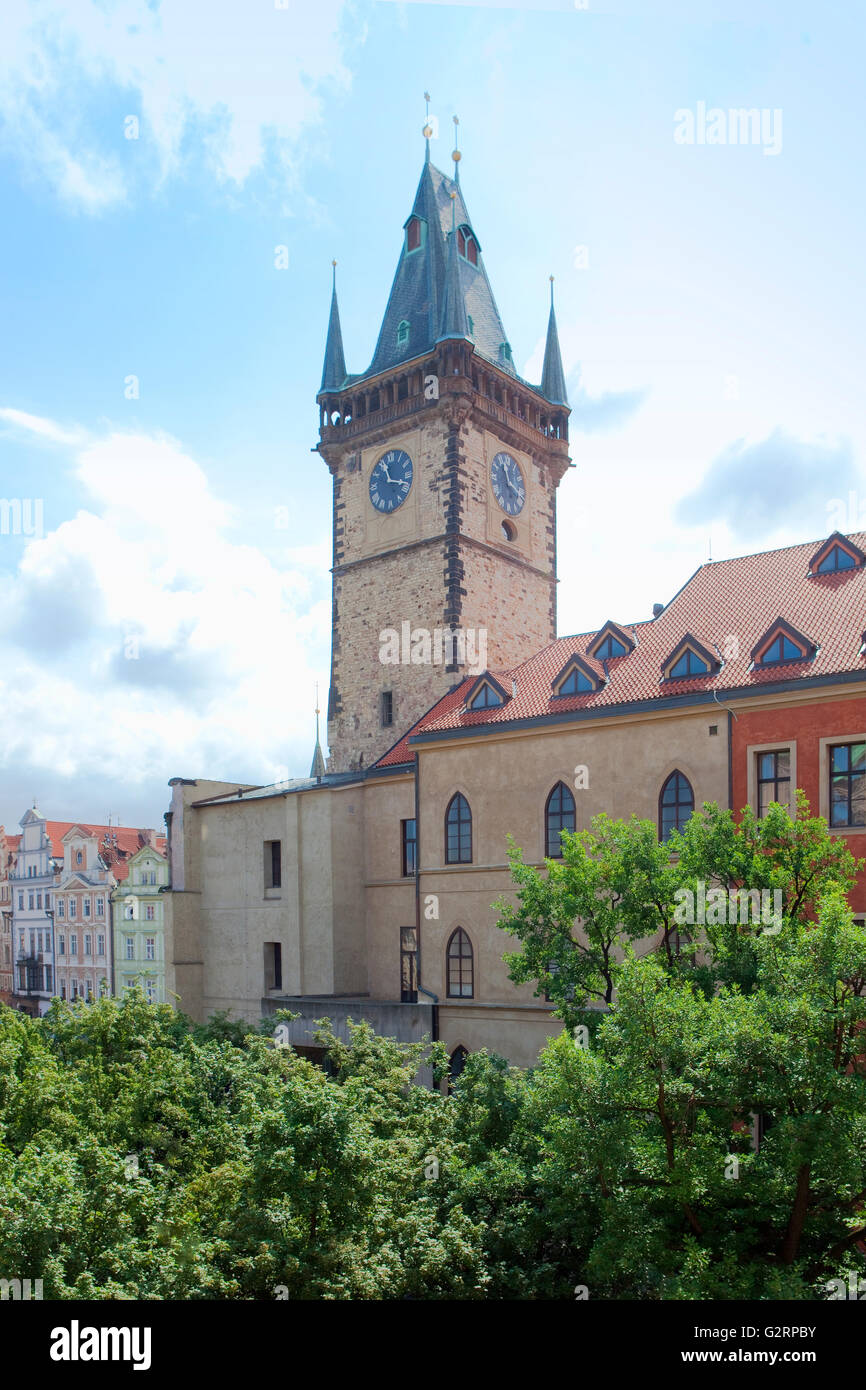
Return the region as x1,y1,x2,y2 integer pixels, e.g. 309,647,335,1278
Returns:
369,448,414,513
491,451,526,516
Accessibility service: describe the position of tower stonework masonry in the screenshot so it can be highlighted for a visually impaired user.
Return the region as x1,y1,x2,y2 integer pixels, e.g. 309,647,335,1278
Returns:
317,146,572,773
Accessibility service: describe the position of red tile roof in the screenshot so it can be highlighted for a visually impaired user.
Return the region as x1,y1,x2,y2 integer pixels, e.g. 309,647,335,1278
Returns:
45,822,153,861
375,530,866,764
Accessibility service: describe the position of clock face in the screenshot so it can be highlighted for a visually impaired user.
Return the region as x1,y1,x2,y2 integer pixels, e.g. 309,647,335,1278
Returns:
490,451,526,516
369,449,413,513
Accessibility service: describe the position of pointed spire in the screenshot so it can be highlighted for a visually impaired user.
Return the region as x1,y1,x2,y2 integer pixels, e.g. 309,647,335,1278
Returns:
319,260,346,394
436,193,471,343
540,275,568,406
310,684,326,781
422,91,433,164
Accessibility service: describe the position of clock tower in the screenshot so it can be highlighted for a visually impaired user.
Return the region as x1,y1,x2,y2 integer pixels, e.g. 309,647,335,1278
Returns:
317,134,572,773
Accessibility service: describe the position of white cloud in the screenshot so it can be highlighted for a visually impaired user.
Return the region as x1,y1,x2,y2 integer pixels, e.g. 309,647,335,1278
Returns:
0,415,331,788
0,0,353,210
0,407,88,445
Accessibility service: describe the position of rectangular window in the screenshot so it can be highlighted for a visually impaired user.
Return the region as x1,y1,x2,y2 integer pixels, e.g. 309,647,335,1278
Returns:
400,926,418,1003
830,743,866,827
97,935,105,957
69,899,76,919
263,941,283,992
145,937,155,961
28,894,34,910
18,932,24,953
96,897,104,916
125,938,135,961
36,893,42,909
381,690,394,728
401,819,417,877
57,900,64,918
44,893,50,909
60,981,66,1000
17,894,22,910
757,749,791,817
70,935,78,956
83,899,91,917
84,934,92,956
85,979,92,1000
145,979,156,1004
59,935,65,955
71,979,78,1000
145,905,155,921
44,964,52,992
264,840,282,891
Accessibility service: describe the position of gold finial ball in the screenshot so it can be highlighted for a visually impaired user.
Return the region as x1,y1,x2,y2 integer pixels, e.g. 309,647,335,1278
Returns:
422,123,433,139
332,259,338,268
452,149,461,162
449,190,457,200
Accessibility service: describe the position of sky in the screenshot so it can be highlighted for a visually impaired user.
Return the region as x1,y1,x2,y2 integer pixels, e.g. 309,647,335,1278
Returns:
0,0,864,833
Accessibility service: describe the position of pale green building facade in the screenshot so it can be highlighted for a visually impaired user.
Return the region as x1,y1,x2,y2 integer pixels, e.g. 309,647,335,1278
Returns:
111,846,169,1003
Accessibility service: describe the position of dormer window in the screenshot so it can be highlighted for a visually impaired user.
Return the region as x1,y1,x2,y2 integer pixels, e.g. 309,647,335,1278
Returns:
817,545,857,573
396,319,410,347
465,673,509,712
456,225,478,265
670,650,709,677
469,684,501,710
751,619,814,668
588,621,635,662
551,654,600,697
662,635,720,682
406,216,425,253
808,532,865,576
596,634,627,659
559,668,593,695
499,342,513,365
762,635,804,663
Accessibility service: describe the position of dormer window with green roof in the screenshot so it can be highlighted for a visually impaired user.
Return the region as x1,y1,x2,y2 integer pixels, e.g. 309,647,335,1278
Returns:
405,216,426,254
456,225,478,265
499,342,513,365
396,319,410,348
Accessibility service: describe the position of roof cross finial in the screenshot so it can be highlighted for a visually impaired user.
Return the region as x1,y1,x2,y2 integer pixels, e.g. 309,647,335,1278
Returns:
422,91,433,162
550,273,555,306
452,114,461,183
331,258,337,289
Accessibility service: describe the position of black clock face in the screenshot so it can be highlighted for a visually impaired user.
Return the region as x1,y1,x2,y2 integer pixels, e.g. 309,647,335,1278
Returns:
491,451,526,516
369,449,413,513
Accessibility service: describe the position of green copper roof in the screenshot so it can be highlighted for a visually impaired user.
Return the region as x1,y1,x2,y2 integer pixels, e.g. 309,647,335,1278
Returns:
540,288,568,406
319,272,347,393
363,159,514,380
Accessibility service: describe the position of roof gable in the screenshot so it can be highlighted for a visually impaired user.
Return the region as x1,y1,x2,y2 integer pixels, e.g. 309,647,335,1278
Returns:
588,620,635,661
551,653,602,696
661,634,721,681
808,531,865,576
750,617,815,666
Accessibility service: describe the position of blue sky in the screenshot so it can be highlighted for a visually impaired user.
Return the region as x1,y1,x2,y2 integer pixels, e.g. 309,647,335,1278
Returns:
0,0,864,832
